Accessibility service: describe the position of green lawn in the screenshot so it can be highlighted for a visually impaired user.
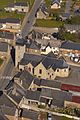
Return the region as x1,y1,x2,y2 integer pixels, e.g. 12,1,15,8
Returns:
0,0,35,8
35,19,64,28
59,31,80,43
61,116,74,120
0,58,3,66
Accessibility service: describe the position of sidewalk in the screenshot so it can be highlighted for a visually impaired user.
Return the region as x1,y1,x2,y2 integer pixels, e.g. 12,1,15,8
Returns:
0,55,10,77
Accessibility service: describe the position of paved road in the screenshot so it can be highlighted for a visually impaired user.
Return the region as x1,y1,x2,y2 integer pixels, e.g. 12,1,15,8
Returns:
0,56,14,90
21,0,43,38
65,0,72,13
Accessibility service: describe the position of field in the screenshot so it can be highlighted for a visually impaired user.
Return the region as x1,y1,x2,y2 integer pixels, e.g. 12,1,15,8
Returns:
35,19,64,28
0,58,3,66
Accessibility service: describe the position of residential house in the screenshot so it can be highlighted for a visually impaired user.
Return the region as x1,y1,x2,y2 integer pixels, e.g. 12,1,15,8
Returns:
20,87,72,108
41,42,59,55
0,18,21,30
4,2,29,13
51,0,62,9
19,53,44,71
36,3,49,19
26,40,41,55
14,70,34,90
60,40,80,56
6,18,21,29
15,38,41,67
19,52,70,79
15,38,26,67
34,55,70,79
0,42,10,58
64,24,80,33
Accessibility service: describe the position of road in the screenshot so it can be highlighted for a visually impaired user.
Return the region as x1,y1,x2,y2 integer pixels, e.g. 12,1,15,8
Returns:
21,0,43,38
65,0,72,13
0,56,14,90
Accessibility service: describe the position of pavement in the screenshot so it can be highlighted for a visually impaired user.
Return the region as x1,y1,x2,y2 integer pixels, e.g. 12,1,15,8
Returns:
0,56,14,90
21,0,43,38
65,0,72,13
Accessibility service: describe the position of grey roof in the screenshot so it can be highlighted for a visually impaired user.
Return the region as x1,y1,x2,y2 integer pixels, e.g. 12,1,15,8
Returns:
39,97,47,103
19,53,44,66
29,41,40,50
22,109,39,120
39,2,48,15
41,88,72,107
42,56,68,70
0,18,20,24
55,65,80,86
1,106,16,116
65,24,80,31
5,32,14,39
0,19,6,23
60,41,80,50
6,18,20,23
0,109,9,120
15,2,27,6
26,90,40,101
40,79,61,89
16,38,25,46
0,42,8,52
19,70,34,89
0,93,16,107
7,4,14,7
34,78,41,86
52,0,60,5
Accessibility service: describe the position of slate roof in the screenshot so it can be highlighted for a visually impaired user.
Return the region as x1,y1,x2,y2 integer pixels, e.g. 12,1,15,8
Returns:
19,70,34,89
26,90,40,101
51,0,60,5
65,24,80,31
15,2,27,6
41,88,72,107
0,109,9,120
0,42,8,52
22,109,39,120
6,18,20,23
42,56,68,70
0,18,20,24
39,2,48,15
60,41,80,50
16,38,25,46
19,53,44,66
0,92,16,107
4,32,14,39
40,79,61,89
1,106,16,116
0,19,6,23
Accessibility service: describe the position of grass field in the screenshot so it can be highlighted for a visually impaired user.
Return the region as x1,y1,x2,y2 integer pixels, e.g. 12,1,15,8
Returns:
0,0,35,8
0,58,3,66
35,19,64,28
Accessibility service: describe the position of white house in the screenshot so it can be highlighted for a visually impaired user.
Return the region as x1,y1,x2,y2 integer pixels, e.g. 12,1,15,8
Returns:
51,0,61,9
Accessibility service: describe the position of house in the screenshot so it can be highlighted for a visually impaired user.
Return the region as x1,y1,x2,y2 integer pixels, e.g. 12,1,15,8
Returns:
14,70,34,90
64,24,80,33
19,52,70,79
51,0,61,9
0,42,10,58
26,40,41,55
0,18,21,30
41,42,59,55
15,38,41,67
34,55,70,79
19,53,44,71
20,87,72,108
4,2,29,13
36,2,49,19
60,40,80,56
